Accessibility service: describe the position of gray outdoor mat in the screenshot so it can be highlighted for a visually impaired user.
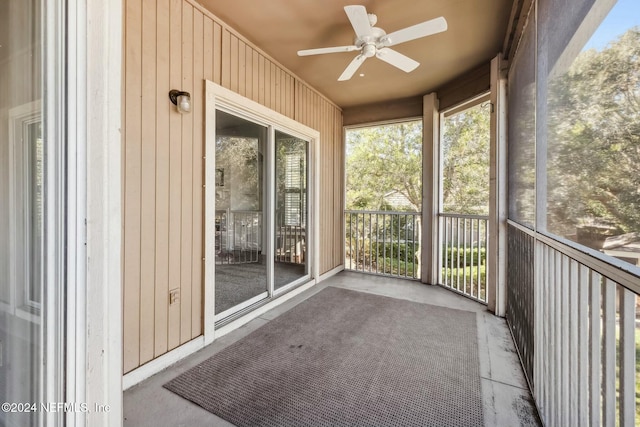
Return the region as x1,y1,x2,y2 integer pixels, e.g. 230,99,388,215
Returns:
164,286,483,427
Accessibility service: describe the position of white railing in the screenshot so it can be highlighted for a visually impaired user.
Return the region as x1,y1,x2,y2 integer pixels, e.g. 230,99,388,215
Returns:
215,210,306,266
345,210,420,279
439,213,489,303
215,210,261,264
275,224,305,265
508,221,639,427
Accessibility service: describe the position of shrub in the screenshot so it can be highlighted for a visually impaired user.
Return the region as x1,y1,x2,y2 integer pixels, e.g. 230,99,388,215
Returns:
442,247,486,267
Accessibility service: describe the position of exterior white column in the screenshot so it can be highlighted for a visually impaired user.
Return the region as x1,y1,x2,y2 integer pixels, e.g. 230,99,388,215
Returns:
85,0,124,425
422,93,439,285
488,54,507,316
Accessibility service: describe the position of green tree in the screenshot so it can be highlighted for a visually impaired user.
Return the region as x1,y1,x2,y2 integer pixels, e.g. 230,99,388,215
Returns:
441,104,491,215
547,28,640,234
346,121,423,211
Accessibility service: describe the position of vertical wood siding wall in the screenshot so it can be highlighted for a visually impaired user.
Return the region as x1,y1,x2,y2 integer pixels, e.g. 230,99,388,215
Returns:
123,0,344,373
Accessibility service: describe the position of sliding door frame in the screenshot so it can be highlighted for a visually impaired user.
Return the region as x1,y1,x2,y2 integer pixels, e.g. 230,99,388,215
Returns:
204,81,319,344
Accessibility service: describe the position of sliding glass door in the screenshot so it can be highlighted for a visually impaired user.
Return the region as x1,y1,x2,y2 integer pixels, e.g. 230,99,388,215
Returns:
213,110,311,321
274,131,308,290
214,110,269,319
1,0,66,424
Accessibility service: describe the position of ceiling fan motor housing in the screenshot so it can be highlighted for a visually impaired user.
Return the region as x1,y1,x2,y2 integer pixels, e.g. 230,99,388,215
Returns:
355,27,387,54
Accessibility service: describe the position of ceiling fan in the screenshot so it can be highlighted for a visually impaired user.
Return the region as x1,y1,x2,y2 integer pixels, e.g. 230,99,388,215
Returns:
297,5,447,81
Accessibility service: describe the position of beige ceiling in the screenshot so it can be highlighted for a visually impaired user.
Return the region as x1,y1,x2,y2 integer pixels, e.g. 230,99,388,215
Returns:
198,0,513,108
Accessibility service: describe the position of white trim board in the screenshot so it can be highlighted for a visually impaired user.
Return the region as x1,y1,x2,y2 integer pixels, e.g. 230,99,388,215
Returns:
122,337,204,391
84,0,123,424
317,265,344,283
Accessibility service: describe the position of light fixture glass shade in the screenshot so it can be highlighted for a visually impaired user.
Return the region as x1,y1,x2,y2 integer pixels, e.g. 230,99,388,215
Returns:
177,94,191,113
169,89,192,114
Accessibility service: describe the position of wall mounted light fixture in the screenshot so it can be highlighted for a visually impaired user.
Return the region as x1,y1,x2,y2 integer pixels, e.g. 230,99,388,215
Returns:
169,90,191,114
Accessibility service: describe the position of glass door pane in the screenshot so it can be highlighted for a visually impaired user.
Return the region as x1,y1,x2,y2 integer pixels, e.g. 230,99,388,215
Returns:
274,131,308,289
214,110,269,317
1,0,44,425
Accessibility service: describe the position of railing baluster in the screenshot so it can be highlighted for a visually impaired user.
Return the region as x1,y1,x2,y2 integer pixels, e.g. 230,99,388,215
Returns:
484,220,489,302
456,217,461,291
363,213,367,272
445,216,449,287
294,224,298,262
568,259,579,426
470,219,475,298
351,213,355,270
542,245,551,423
549,250,560,426
602,278,616,427
386,214,390,275
589,271,602,427
413,214,417,279
349,213,353,270
577,265,589,427
390,215,394,274
374,214,379,275
354,215,358,271
397,214,401,277
619,286,636,427
463,218,467,294
361,212,366,272
476,219,481,296
368,213,372,273
442,217,447,286
451,218,455,289
561,255,570,427
448,217,452,287
383,214,386,275
402,214,406,277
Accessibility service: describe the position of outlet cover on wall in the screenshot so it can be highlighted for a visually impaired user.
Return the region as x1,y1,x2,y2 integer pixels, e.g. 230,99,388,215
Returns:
169,289,180,305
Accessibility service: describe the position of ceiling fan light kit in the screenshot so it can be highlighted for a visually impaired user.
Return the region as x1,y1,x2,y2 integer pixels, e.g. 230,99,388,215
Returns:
297,5,447,81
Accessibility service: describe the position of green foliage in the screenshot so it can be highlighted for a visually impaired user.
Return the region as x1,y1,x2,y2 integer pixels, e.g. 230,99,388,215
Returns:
547,28,640,234
345,239,419,277
441,265,487,300
345,239,419,265
372,242,418,263
346,121,422,211
441,104,491,215
442,247,486,267
377,257,417,277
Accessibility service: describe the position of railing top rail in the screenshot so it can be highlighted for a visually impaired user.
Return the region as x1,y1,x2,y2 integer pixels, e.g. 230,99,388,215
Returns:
344,210,421,215
507,219,640,295
439,213,489,220
227,210,263,214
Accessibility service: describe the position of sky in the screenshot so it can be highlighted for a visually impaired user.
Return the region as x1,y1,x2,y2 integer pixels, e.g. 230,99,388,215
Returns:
582,0,640,51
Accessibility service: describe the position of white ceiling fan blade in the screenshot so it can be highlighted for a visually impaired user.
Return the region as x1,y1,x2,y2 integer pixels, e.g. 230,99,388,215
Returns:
376,48,420,73
338,54,366,81
297,45,360,56
344,5,372,38
382,17,448,47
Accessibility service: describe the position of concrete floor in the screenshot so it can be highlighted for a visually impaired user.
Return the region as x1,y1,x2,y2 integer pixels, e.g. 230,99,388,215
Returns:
124,271,542,427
